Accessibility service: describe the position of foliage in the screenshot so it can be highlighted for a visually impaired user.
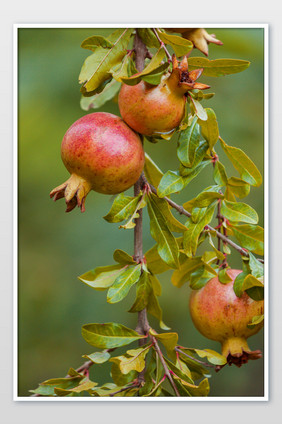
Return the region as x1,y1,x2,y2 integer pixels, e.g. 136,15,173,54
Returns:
31,27,264,398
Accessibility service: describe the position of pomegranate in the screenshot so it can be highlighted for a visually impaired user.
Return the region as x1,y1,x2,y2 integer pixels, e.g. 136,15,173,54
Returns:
189,269,264,369
50,112,144,212
118,56,210,137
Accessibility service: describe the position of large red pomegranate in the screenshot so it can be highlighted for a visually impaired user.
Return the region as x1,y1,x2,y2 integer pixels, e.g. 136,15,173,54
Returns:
50,112,144,212
189,269,264,368
118,56,210,137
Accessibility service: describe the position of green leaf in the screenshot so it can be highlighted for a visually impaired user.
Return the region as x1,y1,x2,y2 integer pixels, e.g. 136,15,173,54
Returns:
145,244,172,274
80,79,121,111
183,203,216,256
78,264,125,291
144,152,164,187
107,264,142,304
121,47,167,85
119,195,146,230
189,97,207,120
104,193,141,223
242,274,264,300
177,117,201,168
221,200,258,224
157,29,193,56
81,35,113,50
226,177,251,199
111,54,133,82
247,314,264,329
137,28,159,48
188,57,250,77
147,194,180,269
149,192,187,233
54,379,97,396
213,161,228,186
157,171,185,197
198,108,219,150
192,348,227,366
189,266,216,290
113,249,137,265
249,252,264,278
111,362,137,387
79,29,133,93
179,159,211,181
150,329,178,358
147,288,170,330
128,271,153,312
164,357,194,385
171,257,203,287
82,351,111,364
193,191,224,208
218,268,233,284
233,270,249,298
220,138,262,187
82,322,145,349
231,224,264,255
110,345,151,374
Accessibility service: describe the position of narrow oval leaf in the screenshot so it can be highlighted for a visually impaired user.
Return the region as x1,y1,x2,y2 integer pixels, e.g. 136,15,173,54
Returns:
157,171,185,197
104,193,141,223
149,193,187,233
247,314,264,329
171,256,203,287
145,244,172,274
107,264,142,304
198,108,219,150
137,28,159,48
144,152,164,187
249,252,264,278
227,177,250,198
188,57,250,77
81,322,145,349
189,97,208,121
81,35,113,50
78,264,125,291
128,272,153,312
79,29,133,93
221,200,258,224
80,79,121,111
242,274,264,300
220,138,262,187
218,268,233,284
83,351,111,364
157,29,193,56
177,117,201,167
113,249,137,265
213,161,228,186
147,195,180,269
231,224,264,255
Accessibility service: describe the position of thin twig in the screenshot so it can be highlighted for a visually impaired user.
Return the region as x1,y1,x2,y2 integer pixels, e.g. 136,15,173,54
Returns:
152,28,172,62
150,335,180,397
175,347,215,369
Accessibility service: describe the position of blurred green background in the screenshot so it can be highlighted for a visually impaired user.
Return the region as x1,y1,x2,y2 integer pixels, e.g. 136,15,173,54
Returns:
18,27,265,397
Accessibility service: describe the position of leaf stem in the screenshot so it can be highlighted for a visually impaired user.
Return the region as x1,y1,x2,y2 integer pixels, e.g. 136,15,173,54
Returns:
150,335,180,396
152,28,172,62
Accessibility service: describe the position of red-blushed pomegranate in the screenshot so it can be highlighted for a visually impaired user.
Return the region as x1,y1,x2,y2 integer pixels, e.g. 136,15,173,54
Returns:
189,269,264,369
50,112,144,212
118,56,210,137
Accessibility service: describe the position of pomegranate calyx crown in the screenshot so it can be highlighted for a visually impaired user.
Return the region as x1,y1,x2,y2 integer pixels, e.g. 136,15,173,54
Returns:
169,55,210,93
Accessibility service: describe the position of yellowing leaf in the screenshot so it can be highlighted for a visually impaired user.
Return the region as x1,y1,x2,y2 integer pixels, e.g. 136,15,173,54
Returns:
188,57,250,77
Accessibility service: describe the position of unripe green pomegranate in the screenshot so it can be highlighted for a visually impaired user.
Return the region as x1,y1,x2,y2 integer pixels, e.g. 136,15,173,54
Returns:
118,56,210,137
189,269,264,368
50,112,144,212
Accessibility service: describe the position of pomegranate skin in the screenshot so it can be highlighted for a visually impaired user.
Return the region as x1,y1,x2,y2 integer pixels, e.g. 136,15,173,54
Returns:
118,56,210,137
50,112,144,212
189,269,264,367
118,76,186,137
